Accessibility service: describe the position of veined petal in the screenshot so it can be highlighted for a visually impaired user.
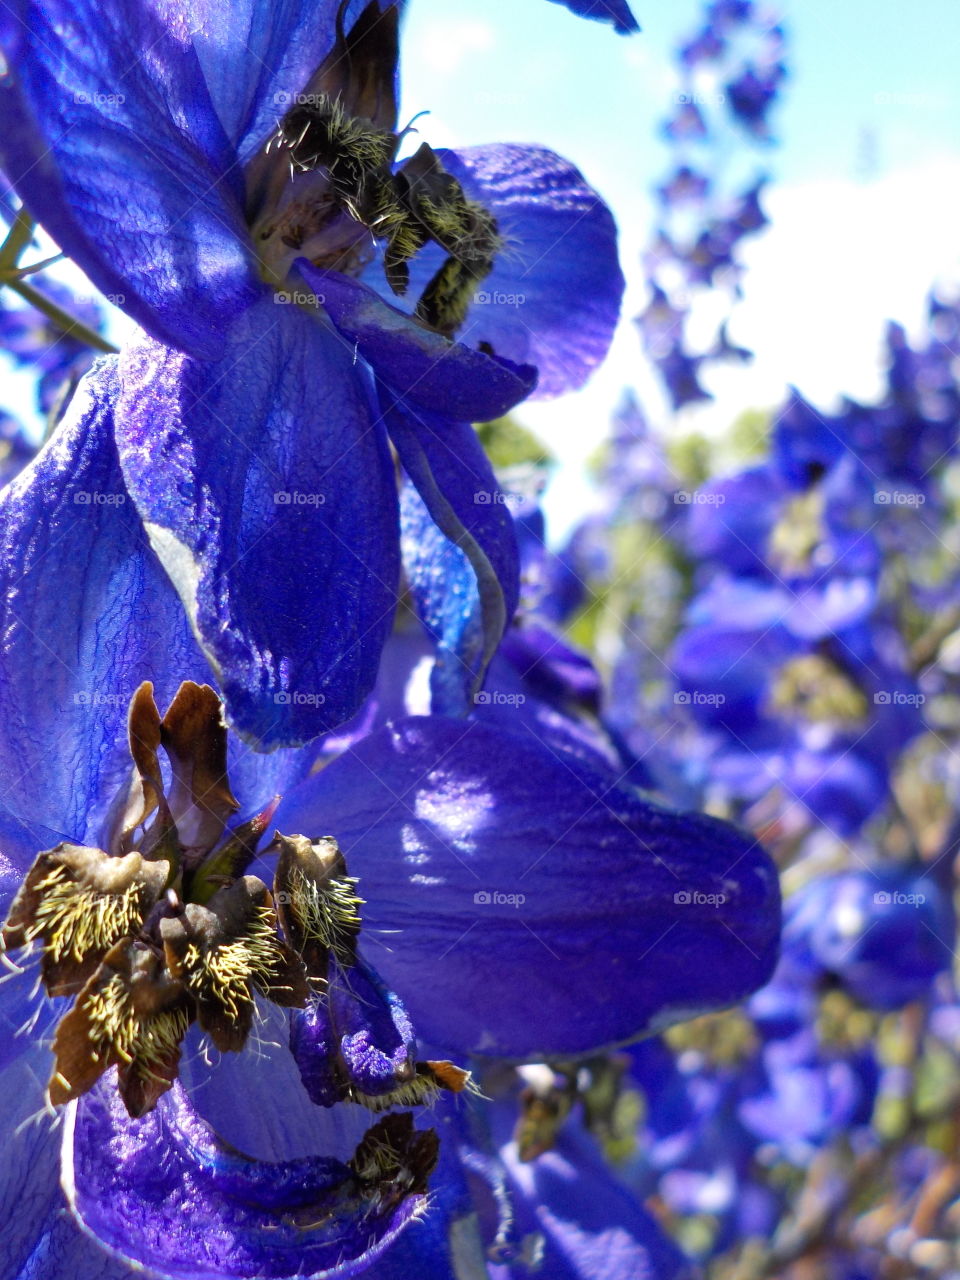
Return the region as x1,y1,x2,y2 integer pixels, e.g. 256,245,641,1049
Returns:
183,0,400,164
0,360,208,846
116,298,400,747
390,412,519,713
0,1038,61,1279
297,265,537,420
400,146,624,399
545,0,640,34
65,1073,436,1280
0,1,258,358
275,717,781,1059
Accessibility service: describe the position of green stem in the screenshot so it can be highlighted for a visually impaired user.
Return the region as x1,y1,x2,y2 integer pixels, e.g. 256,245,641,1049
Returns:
0,209,36,272
6,277,118,354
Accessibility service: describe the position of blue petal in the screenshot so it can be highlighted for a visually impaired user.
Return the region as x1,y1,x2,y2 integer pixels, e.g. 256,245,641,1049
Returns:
0,1037,62,1279
0,1,258,358
494,1125,695,1280
545,0,640,33
0,360,208,845
401,146,625,398
14,1208,137,1280
392,416,519,713
274,716,781,1059
116,299,400,747
296,264,537,419
66,1074,435,1280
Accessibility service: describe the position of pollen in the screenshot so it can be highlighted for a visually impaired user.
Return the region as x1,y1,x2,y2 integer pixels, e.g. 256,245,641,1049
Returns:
292,867,365,964
31,867,146,966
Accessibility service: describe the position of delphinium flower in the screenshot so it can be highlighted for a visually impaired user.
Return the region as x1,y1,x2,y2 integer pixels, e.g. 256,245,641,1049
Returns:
637,0,785,409
0,0,626,747
0,373,782,1275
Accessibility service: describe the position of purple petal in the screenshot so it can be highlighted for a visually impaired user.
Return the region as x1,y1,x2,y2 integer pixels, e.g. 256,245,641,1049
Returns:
0,360,208,845
275,717,781,1059
495,1124,695,1280
297,264,537,419
545,0,640,33
66,1074,431,1280
409,145,625,398
116,299,400,747
390,412,519,713
0,1,257,358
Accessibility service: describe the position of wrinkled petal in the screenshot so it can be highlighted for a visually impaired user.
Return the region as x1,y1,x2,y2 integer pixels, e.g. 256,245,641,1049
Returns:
392,416,519,713
116,299,400,747
0,1,258,358
0,1036,61,1278
297,264,537,419
66,1072,435,1280
398,146,624,398
275,717,781,1059
0,360,208,845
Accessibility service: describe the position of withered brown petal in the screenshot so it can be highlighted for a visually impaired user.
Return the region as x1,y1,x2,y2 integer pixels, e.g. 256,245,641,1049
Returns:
3,845,168,997
49,941,190,1110
307,0,399,132
160,682,239,855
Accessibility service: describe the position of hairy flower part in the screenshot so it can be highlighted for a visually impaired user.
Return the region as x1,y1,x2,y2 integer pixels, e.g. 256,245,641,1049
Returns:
275,832,477,1112
0,681,315,1113
50,941,192,1115
1,845,168,996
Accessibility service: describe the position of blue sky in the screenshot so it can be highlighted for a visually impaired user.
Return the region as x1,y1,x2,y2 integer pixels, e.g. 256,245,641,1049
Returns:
398,1,960,532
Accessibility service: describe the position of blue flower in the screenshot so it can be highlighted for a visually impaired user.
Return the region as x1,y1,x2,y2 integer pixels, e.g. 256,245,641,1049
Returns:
0,392,781,1277
0,0,625,746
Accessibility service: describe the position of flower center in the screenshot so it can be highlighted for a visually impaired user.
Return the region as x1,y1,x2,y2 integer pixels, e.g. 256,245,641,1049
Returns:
1,680,472,1126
